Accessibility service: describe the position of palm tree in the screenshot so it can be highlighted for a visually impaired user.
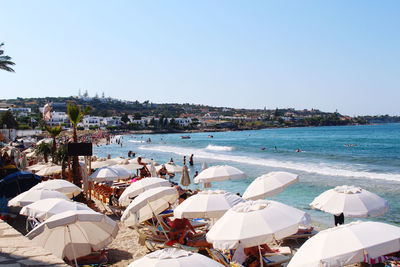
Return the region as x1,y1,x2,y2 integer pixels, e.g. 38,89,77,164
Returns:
35,142,52,163
55,143,68,180
0,43,15,72
67,103,91,188
45,125,62,163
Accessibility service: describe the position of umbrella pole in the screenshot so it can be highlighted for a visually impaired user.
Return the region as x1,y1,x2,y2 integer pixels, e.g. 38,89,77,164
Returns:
258,245,264,267
67,225,78,267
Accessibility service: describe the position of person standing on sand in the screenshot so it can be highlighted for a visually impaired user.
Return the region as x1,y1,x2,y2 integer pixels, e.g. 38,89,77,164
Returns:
183,156,186,165
189,154,194,166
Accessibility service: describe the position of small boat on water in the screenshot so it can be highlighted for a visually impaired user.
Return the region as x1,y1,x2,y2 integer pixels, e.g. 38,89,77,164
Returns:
180,136,191,139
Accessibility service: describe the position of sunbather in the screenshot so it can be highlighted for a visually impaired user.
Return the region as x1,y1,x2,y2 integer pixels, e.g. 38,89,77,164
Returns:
168,218,212,248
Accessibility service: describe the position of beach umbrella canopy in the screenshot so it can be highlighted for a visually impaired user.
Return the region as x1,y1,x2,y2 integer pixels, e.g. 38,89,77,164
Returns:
174,190,245,219
20,198,92,220
128,248,225,267
35,163,62,177
132,156,152,164
243,171,299,200
89,165,131,181
26,210,118,262
36,138,52,145
0,171,42,198
26,162,47,172
156,163,183,174
29,179,83,198
149,161,157,177
118,159,143,171
287,221,400,267
193,165,247,184
206,199,311,250
90,158,117,169
118,177,171,206
202,162,208,170
121,187,178,226
310,185,389,218
180,165,191,187
9,190,69,207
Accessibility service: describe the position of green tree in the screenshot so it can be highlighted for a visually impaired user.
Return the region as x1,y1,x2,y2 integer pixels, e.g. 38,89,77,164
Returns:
121,113,130,124
45,125,62,163
67,103,91,188
0,110,18,129
35,142,52,163
0,43,15,72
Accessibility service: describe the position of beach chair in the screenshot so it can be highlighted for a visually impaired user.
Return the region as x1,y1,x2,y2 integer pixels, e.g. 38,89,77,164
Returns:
67,249,108,266
206,248,231,267
25,216,41,232
262,254,291,266
283,229,318,245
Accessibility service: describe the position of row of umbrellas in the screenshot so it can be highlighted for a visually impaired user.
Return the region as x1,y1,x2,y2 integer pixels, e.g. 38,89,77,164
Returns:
118,163,395,267
6,179,119,266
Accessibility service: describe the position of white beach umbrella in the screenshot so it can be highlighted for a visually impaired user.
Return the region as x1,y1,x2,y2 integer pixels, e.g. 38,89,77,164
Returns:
310,185,389,218
202,162,208,170
156,163,183,174
121,187,178,227
132,156,152,164
128,248,225,267
29,179,83,198
27,162,47,172
287,221,400,267
243,171,299,200
193,165,247,183
26,210,118,263
8,190,69,207
90,158,117,169
180,165,191,187
36,163,62,177
89,165,131,182
174,190,245,219
20,198,92,220
36,138,52,145
206,200,310,250
118,158,143,171
118,177,171,206
149,161,157,177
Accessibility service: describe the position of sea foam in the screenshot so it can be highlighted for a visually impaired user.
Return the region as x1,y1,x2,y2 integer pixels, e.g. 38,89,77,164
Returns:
138,145,400,182
205,144,233,151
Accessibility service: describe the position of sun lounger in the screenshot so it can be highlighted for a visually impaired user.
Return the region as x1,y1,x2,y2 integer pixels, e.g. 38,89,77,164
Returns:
284,229,318,245
206,248,231,267
263,254,291,266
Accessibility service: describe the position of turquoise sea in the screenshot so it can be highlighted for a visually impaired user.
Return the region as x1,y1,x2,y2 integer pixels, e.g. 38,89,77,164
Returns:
94,124,400,227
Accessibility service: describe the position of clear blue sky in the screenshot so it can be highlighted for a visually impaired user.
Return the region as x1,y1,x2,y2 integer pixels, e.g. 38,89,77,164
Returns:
1,1,399,116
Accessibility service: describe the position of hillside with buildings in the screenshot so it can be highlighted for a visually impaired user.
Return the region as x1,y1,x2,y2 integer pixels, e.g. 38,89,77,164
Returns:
1,94,388,135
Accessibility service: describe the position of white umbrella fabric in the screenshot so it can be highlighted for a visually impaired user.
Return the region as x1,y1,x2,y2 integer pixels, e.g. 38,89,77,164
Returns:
202,162,208,170
118,177,171,206
36,164,62,177
193,165,247,184
8,190,69,207
121,187,178,227
26,210,118,263
310,185,389,217
89,165,131,182
174,190,245,219
128,248,225,267
206,200,310,250
287,221,400,267
90,159,117,169
26,162,49,172
156,163,183,174
119,159,143,171
149,161,157,177
20,198,92,220
29,179,82,198
243,171,299,200
180,165,191,187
